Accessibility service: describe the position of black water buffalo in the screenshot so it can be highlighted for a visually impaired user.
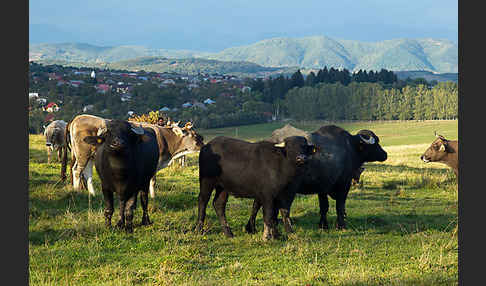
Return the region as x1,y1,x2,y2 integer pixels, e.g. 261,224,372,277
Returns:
421,132,458,177
83,119,160,233
246,125,388,232
266,124,367,186
195,136,318,240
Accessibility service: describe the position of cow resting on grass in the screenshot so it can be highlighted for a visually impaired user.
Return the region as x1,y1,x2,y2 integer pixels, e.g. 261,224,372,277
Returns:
420,132,458,178
246,125,387,233
83,120,159,233
196,136,318,240
43,120,67,164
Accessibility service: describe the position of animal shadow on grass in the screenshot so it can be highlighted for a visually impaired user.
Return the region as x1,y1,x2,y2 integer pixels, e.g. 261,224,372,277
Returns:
30,190,105,215
29,224,108,246
246,211,456,239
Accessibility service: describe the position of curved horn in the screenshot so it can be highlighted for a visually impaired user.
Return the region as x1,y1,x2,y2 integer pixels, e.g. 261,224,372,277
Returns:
97,126,107,136
131,124,145,135
435,131,446,140
184,122,193,130
359,134,375,144
274,142,285,147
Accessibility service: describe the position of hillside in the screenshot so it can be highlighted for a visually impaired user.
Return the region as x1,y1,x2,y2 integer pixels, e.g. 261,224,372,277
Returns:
34,56,297,78
106,57,296,77
212,37,457,73
29,36,458,74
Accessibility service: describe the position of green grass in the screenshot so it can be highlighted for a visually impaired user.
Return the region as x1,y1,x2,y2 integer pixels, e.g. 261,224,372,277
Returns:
29,120,458,285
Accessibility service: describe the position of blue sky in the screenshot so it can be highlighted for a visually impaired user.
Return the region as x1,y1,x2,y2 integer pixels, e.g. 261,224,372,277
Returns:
29,0,458,51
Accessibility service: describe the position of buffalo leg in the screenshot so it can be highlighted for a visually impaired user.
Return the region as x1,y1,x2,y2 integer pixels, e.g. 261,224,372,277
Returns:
124,194,137,233
335,182,350,229
279,208,293,233
245,199,262,234
262,201,279,241
103,189,114,227
213,188,233,238
318,193,329,229
140,188,151,226
195,179,214,234
116,198,127,230
336,198,347,229
276,193,296,234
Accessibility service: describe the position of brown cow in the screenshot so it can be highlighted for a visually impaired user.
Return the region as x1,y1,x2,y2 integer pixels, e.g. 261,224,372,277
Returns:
62,114,108,195
133,121,204,198
420,132,459,177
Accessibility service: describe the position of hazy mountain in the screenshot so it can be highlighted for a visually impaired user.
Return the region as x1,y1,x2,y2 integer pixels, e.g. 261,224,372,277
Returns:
210,36,457,73
29,36,458,74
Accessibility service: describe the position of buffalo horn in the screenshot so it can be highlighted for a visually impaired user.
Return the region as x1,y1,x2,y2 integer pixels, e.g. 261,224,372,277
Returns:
184,122,193,130
359,134,375,144
97,126,107,136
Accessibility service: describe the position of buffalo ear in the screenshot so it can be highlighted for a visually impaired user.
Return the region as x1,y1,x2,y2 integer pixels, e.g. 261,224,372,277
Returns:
83,136,104,146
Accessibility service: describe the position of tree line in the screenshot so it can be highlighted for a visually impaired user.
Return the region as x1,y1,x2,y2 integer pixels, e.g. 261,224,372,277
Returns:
282,81,457,121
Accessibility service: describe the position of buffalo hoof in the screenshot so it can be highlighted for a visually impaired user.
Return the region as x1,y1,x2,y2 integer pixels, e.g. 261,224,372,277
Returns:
141,216,152,226
262,227,280,241
125,224,134,233
245,222,257,234
222,227,234,238
336,222,347,230
318,222,329,230
116,220,125,229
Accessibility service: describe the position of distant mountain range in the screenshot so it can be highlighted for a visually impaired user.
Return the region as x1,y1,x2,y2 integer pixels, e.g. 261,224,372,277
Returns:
29,36,457,75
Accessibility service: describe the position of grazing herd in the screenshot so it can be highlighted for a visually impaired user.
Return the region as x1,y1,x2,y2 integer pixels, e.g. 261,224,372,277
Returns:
42,114,458,239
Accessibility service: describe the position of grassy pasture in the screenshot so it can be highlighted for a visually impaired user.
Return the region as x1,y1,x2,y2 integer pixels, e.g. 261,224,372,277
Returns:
29,120,458,285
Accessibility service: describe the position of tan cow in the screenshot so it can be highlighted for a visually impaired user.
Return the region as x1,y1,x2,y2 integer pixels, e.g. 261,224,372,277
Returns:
62,114,108,195
421,132,459,178
132,121,204,198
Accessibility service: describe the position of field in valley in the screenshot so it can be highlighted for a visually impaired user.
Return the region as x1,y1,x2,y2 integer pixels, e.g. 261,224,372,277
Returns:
28,120,458,285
